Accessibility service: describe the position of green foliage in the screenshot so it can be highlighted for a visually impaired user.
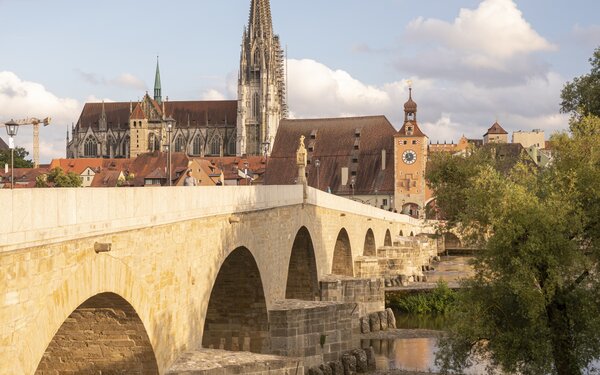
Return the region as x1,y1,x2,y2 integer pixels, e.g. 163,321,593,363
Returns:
388,281,456,315
561,46,600,118
0,147,34,168
430,126,600,374
36,167,82,188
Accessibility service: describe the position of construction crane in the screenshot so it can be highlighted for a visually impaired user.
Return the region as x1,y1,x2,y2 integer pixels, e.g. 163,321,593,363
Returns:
0,117,51,168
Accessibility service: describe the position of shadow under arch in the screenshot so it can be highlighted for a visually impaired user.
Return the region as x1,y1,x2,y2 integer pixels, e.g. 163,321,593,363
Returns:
285,226,319,300
35,292,158,375
399,229,404,236
363,228,376,256
202,246,270,353
384,229,392,247
444,232,462,249
332,228,353,277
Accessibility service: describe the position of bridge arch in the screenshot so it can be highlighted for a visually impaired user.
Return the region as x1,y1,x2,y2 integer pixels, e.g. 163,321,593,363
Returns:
286,226,319,300
35,292,158,374
444,232,462,249
363,228,376,256
384,229,392,247
399,229,404,236
202,246,269,353
332,228,353,276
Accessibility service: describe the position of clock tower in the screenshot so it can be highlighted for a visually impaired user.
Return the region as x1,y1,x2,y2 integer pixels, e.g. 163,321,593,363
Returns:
394,86,429,217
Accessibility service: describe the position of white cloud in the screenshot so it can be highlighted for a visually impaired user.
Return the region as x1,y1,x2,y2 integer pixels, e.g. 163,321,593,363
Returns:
398,0,556,86
0,71,80,162
286,59,568,143
201,89,226,100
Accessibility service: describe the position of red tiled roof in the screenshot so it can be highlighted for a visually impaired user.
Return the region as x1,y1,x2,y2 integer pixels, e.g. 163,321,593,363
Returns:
193,156,266,183
128,151,190,186
77,102,132,130
264,116,396,195
130,103,146,120
0,167,49,188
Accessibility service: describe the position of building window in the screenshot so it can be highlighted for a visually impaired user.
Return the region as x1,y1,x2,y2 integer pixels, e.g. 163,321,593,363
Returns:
412,140,417,144
210,137,221,156
174,135,185,153
149,133,160,152
383,199,388,206
84,137,97,157
252,93,260,119
403,140,408,145
193,135,202,155
227,137,236,155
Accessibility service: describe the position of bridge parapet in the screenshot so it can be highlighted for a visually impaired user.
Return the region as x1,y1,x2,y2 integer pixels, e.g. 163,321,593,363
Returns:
1,185,431,253
0,185,303,252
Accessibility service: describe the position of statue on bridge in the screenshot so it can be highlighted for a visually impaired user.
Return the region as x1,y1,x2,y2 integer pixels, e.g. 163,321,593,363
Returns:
296,135,307,185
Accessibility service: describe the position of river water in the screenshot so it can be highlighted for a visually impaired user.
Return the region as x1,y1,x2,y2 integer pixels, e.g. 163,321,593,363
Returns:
369,256,600,373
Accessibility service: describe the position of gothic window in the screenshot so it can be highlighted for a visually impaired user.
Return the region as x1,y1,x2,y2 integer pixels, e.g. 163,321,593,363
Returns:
227,137,236,155
123,136,130,158
84,136,97,157
254,49,260,66
210,136,221,156
193,135,202,155
148,133,160,152
252,93,260,119
174,135,185,153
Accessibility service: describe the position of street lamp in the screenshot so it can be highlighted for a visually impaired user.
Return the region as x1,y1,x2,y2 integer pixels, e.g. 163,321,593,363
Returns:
314,159,320,190
165,117,174,186
5,120,19,189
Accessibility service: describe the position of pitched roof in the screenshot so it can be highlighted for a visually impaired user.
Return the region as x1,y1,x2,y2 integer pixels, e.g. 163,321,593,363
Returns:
264,116,396,195
0,136,8,150
74,100,237,131
485,122,508,135
49,158,132,176
130,103,146,120
397,121,426,137
0,167,49,188
195,156,266,184
127,151,190,186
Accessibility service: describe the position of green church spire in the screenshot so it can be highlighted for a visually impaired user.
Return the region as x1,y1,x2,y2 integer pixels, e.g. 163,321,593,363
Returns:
154,56,162,104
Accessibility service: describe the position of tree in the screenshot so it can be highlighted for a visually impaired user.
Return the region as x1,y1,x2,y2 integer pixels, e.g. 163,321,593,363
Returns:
0,147,34,168
429,122,600,374
36,167,82,188
561,46,600,119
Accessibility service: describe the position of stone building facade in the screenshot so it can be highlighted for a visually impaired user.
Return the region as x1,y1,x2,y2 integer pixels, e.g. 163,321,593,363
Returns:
66,0,285,159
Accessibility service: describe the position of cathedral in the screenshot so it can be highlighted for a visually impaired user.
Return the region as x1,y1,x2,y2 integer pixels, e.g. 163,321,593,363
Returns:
66,0,286,159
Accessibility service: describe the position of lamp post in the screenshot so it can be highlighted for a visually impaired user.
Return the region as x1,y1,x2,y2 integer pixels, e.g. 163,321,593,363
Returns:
314,159,320,190
166,117,174,186
5,120,19,189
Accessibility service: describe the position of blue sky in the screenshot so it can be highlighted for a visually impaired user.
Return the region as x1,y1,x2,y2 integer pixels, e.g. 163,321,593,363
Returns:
1,0,599,162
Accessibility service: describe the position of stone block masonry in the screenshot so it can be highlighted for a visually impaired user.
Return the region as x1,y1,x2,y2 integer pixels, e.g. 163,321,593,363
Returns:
319,276,385,318
166,349,303,374
269,300,359,369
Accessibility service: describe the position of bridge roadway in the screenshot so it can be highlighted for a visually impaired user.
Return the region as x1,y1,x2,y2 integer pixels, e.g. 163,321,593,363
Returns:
0,185,433,374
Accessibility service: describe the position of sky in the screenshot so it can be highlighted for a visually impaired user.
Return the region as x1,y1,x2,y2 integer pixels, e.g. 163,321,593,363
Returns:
0,0,599,163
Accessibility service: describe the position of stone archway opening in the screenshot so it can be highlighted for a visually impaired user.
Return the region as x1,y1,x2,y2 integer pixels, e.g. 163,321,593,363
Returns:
444,232,462,249
285,226,319,300
35,292,158,375
332,228,353,277
363,228,376,256
384,229,392,247
399,229,404,236
202,247,270,353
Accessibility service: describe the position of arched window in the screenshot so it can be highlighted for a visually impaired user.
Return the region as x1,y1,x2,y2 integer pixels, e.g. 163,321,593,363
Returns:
148,133,160,152
227,136,236,155
253,49,260,66
84,136,97,157
174,135,185,153
193,135,202,155
123,136,130,158
210,136,221,156
252,93,260,119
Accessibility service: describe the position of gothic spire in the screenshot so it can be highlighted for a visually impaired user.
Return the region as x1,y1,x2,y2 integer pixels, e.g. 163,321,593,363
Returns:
248,0,273,38
154,56,162,105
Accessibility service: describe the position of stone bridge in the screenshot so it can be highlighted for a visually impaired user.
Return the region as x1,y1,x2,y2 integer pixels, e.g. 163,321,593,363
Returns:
0,185,437,374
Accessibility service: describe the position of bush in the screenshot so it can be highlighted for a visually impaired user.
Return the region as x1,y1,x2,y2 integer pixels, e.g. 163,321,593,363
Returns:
388,281,456,314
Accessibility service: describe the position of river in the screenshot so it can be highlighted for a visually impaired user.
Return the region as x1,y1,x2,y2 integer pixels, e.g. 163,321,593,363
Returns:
368,256,599,373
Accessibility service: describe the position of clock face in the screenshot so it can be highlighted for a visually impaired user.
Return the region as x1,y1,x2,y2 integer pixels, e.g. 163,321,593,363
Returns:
402,150,417,164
